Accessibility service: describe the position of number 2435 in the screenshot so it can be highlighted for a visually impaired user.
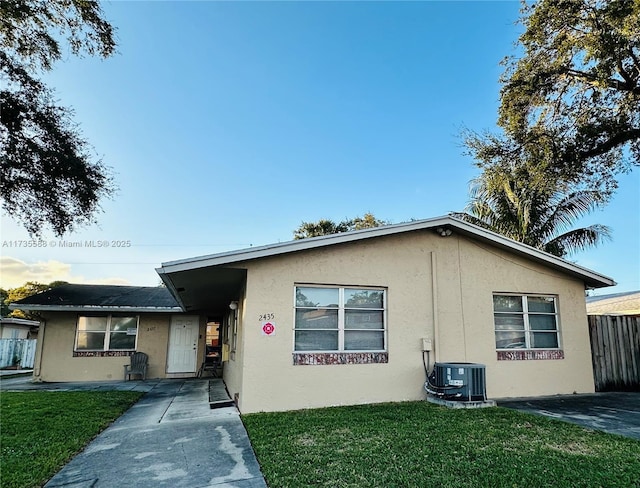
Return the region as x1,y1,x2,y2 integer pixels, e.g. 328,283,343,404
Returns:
259,313,275,321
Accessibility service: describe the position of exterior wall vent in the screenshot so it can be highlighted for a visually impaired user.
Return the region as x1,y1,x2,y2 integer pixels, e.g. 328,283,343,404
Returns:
427,362,487,402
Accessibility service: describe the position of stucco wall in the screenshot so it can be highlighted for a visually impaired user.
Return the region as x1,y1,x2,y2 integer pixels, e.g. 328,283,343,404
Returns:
233,230,595,413
36,313,180,381
222,295,246,405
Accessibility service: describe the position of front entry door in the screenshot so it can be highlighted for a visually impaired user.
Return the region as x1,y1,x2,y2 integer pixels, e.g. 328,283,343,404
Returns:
167,316,199,373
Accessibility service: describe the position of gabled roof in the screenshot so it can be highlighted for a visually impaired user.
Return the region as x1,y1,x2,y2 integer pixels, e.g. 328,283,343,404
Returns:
9,284,182,313
157,215,615,289
586,290,640,316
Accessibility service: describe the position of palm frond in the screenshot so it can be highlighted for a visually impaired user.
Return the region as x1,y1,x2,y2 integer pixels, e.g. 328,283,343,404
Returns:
460,162,610,257
543,225,612,256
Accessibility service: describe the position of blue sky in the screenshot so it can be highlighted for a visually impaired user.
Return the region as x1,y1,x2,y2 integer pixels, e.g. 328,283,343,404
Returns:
1,1,638,295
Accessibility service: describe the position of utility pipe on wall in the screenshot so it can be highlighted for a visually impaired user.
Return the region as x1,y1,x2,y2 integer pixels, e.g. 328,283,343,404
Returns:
431,251,440,365
33,319,45,381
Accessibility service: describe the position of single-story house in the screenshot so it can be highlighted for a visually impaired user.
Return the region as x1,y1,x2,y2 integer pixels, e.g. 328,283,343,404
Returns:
11,216,615,413
0,317,40,339
586,291,640,317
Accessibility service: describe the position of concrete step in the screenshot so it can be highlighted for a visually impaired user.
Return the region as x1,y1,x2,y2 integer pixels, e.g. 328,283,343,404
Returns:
209,379,235,409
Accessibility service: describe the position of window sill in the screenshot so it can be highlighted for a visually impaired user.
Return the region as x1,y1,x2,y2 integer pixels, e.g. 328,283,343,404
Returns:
293,352,388,366
497,349,564,361
73,350,135,357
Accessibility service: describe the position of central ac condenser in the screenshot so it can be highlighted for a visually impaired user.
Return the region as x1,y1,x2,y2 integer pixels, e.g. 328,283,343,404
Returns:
426,362,487,402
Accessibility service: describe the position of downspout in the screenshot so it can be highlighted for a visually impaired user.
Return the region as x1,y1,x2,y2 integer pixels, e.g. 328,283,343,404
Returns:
431,251,440,364
33,319,45,381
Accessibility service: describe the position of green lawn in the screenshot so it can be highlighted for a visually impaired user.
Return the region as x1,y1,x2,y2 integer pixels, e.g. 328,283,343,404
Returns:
1,391,143,488
243,401,640,488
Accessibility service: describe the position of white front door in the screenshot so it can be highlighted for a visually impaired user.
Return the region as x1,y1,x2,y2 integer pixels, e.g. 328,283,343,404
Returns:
167,316,199,373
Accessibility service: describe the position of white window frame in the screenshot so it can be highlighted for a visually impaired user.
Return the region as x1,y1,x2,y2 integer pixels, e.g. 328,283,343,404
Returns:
493,294,561,350
74,315,139,352
293,285,387,353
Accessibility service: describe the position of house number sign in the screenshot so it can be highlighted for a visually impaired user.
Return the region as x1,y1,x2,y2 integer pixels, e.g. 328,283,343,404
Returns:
261,321,276,336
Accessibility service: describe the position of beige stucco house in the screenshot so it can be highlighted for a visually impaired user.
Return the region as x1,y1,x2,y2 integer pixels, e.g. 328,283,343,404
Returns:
12,216,615,413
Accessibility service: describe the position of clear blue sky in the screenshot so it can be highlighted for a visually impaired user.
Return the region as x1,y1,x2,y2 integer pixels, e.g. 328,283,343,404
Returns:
1,1,638,295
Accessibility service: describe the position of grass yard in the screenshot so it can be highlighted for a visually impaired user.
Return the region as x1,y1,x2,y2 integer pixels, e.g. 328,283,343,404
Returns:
243,401,640,488
1,390,143,488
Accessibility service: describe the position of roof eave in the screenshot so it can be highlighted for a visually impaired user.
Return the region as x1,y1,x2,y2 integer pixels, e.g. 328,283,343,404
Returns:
156,215,616,289
157,216,454,273
8,304,182,313
155,271,188,311
447,220,616,289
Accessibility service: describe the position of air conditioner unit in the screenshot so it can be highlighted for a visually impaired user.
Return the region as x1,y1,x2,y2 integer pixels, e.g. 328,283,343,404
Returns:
427,362,487,402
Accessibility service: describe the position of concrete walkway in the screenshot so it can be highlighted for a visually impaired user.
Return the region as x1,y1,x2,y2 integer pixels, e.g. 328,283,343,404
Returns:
2,377,267,487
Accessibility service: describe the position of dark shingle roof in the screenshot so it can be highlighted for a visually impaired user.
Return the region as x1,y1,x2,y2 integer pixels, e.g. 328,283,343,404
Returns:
11,284,181,312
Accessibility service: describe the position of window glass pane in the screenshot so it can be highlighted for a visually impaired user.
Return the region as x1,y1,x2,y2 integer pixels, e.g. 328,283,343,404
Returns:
527,296,556,313
111,317,137,332
295,309,338,329
495,331,526,349
296,287,339,307
531,332,559,348
295,330,338,351
529,314,557,331
76,332,106,350
344,289,383,309
344,331,384,350
78,316,107,331
494,314,524,330
345,310,384,329
109,332,136,350
493,295,523,313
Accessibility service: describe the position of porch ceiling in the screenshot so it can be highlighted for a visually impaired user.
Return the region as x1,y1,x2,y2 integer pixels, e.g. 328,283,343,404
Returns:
158,266,246,314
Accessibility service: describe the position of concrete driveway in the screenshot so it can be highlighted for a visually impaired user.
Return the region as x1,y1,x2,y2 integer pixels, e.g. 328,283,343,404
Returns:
499,392,640,441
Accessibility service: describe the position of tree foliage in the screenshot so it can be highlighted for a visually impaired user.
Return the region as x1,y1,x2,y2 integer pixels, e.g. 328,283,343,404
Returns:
4,280,68,319
0,0,116,236
293,213,389,239
0,288,9,317
465,0,640,197
453,163,611,257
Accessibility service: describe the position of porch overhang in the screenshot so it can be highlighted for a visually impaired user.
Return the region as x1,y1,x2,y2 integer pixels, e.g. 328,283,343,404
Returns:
156,265,247,314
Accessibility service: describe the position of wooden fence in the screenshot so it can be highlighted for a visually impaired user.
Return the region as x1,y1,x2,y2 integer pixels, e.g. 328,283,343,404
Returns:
0,339,37,369
588,315,640,392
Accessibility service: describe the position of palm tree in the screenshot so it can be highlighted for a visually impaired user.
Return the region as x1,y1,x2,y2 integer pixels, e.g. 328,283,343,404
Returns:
293,213,389,240
453,165,611,258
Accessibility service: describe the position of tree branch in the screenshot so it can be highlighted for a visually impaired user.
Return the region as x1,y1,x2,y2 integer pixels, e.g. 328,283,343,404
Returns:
575,128,640,161
564,68,640,94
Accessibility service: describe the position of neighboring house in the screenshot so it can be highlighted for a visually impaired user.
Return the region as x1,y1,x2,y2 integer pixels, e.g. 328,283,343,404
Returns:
586,291,640,317
11,216,615,413
0,317,40,339
10,285,191,381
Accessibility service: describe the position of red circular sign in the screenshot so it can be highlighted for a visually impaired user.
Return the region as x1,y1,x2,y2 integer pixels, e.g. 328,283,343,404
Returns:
263,322,275,335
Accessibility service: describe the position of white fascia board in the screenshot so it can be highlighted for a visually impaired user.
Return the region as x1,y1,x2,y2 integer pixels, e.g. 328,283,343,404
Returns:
157,216,453,273
0,317,40,325
155,271,188,311
156,215,615,288
449,218,616,288
8,304,182,313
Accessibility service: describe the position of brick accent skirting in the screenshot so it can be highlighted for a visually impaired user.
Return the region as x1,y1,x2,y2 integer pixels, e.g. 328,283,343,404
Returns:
73,350,135,357
293,352,388,366
497,349,564,361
